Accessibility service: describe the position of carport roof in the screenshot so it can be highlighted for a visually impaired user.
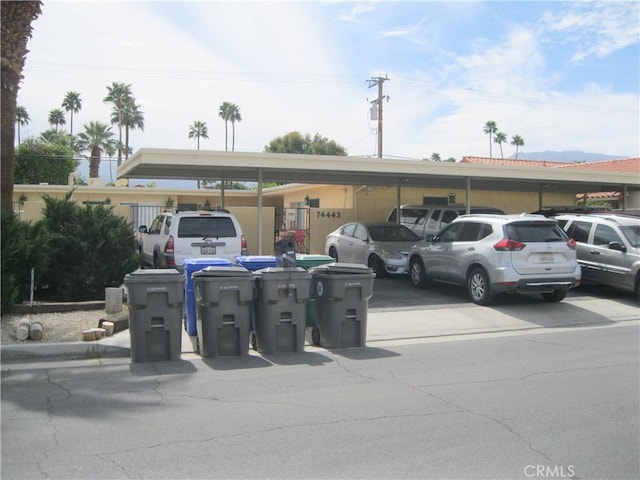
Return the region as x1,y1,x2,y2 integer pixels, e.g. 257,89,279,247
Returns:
117,149,640,193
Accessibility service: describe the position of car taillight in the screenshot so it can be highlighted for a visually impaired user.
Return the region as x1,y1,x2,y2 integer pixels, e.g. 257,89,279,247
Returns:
493,238,525,251
241,234,248,255
165,236,175,253
567,238,577,249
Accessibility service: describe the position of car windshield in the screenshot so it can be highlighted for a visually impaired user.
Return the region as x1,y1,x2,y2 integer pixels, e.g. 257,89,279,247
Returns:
177,217,237,238
367,225,421,242
505,221,568,242
620,225,640,247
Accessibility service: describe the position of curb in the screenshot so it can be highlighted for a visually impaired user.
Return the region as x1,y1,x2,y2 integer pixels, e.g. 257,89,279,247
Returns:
1,340,130,364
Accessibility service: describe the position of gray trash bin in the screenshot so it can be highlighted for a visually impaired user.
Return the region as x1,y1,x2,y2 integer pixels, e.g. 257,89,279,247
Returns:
192,266,255,358
311,263,375,348
124,268,185,362
253,267,310,354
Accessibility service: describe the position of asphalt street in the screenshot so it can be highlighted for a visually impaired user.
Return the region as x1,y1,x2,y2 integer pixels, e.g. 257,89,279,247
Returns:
2,311,638,479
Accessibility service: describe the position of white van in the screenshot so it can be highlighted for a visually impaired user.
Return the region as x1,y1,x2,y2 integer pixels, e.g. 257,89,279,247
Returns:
386,204,505,239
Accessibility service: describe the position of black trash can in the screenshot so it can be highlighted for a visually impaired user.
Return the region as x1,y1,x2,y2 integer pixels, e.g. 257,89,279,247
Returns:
253,267,310,354
192,266,255,358
311,263,375,349
124,269,185,362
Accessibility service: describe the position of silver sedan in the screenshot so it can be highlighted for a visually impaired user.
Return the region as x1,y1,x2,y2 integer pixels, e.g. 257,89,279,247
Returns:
325,221,421,276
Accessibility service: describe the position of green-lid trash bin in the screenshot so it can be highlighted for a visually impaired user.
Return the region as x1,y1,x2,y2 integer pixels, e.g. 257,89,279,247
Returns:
253,267,311,354
192,266,255,358
124,268,185,362
296,255,334,346
311,263,375,349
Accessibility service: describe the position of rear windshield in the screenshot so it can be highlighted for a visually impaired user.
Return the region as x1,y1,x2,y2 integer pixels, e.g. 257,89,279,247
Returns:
505,221,568,242
368,225,421,242
177,217,237,238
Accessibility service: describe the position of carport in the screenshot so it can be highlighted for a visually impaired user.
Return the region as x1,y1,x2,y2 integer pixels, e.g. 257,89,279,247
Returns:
117,149,640,253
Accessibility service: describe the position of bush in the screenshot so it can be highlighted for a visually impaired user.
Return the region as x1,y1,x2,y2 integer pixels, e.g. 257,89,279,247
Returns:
2,192,140,309
1,212,51,314
36,193,140,301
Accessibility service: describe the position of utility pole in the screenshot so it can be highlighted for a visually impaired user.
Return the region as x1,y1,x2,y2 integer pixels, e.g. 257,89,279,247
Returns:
367,75,389,158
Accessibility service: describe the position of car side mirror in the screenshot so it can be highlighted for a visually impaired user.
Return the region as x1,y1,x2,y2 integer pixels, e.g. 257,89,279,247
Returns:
608,241,626,253
138,225,148,234
426,234,437,242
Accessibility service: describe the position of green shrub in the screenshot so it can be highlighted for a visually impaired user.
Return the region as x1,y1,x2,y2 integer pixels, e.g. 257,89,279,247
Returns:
1,212,51,314
36,193,140,301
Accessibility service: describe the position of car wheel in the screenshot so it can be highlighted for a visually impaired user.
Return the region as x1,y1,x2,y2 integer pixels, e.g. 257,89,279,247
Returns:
409,257,428,289
153,252,161,269
541,290,567,302
467,267,494,305
328,247,338,262
311,327,321,346
368,255,387,277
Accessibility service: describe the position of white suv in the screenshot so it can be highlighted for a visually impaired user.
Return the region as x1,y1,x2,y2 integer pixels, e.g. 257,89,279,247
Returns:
408,214,581,305
138,210,248,271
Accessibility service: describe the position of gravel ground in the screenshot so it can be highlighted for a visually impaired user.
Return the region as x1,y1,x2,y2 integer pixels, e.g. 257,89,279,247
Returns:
1,307,128,344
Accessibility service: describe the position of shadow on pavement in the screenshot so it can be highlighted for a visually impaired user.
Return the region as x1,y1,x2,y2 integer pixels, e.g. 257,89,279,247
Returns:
329,346,401,361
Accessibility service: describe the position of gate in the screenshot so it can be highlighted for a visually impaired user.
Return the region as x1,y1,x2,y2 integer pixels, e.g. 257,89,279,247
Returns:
274,207,310,254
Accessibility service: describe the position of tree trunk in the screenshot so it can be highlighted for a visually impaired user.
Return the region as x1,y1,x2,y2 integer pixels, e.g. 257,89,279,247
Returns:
0,1,42,213
89,147,101,178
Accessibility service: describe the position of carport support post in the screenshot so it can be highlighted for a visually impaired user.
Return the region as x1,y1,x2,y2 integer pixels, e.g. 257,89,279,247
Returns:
258,167,263,254
396,179,401,224
465,177,471,214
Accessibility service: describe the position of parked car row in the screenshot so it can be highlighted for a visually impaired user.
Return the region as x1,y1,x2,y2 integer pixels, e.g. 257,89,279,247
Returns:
325,210,639,305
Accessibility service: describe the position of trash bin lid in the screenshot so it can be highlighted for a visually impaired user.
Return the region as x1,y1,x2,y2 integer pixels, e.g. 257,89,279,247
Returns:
254,266,309,277
234,255,277,271
310,262,373,275
183,257,233,271
124,268,185,283
192,265,253,278
296,254,334,269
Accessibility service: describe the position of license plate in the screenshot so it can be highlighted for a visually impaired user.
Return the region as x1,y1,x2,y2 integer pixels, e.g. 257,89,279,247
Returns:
538,254,554,263
201,246,216,255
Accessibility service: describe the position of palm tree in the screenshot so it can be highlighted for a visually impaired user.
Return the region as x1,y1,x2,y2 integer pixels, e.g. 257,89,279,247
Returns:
115,98,144,161
1,1,42,212
228,103,242,152
15,105,30,146
483,121,497,158
494,131,507,159
48,108,66,133
61,91,82,137
188,120,209,150
511,135,525,160
218,101,233,151
75,121,115,178
104,82,132,166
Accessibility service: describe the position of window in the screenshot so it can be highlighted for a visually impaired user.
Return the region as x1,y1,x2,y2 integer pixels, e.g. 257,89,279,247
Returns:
427,210,442,229
457,222,484,242
149,216,163,235
566,221,592,243
177,217,237,238
439,223,462,243
506,221,568,242
593,225,621,246
341,223,356,237
353,224,368,241
440,210,458,227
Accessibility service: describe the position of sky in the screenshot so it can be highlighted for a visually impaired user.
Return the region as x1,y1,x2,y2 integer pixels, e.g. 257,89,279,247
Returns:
16,0,640,186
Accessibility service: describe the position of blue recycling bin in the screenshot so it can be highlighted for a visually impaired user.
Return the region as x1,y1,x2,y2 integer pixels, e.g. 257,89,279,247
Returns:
234,255,277,272
183,257,232,336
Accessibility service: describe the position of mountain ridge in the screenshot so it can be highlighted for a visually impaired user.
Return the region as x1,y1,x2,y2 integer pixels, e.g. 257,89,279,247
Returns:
508,151,629,163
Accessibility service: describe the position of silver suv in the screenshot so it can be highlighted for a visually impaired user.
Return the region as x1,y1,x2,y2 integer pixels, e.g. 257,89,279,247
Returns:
387,204,505,240
408,214,581,305
554,213,640,299
138,210,248,271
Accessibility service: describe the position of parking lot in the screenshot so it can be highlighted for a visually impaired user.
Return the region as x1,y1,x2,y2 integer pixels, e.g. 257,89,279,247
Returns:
368,274,639,311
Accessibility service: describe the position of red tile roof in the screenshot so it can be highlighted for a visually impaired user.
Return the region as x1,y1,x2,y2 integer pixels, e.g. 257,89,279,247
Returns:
460,156,640,174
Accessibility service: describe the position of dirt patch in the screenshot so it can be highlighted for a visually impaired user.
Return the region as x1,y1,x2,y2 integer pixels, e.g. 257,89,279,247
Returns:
1,306,129,344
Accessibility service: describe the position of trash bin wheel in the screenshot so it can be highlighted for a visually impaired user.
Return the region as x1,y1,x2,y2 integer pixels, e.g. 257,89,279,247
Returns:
311,327,321,346
250,331,257,351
